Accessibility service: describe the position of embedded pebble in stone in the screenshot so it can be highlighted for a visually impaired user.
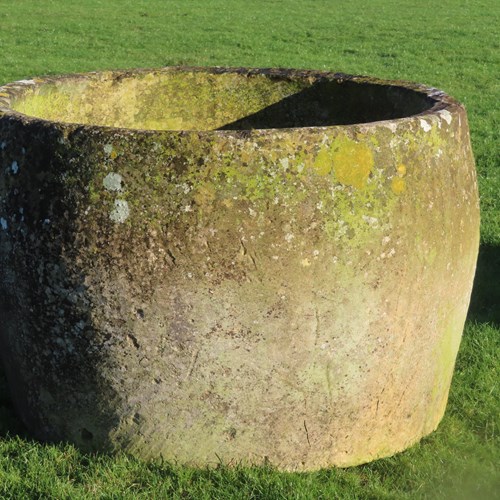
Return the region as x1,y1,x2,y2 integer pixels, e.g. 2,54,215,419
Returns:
0,217,7,230
11,161,19,174
110,199,130,223
103,172,123,192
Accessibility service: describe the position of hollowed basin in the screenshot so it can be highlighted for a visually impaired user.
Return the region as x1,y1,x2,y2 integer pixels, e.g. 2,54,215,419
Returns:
0,67,479,470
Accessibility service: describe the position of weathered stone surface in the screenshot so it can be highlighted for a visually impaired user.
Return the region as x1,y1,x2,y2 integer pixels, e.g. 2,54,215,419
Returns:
0,67,479,470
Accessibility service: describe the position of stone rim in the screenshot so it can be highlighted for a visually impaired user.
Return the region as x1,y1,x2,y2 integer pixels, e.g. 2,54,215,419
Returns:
0,66,464,135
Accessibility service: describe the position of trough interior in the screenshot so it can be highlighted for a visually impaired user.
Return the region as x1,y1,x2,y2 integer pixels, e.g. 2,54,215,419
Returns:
10,71,435,131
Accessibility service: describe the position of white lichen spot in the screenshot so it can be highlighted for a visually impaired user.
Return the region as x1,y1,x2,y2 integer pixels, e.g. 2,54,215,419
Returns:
248,207,257,217
420,119,432,132
389,137,399,149
43,219,51,225
0,141,6,150
301,258,311,267
183,205,193,212
313,249,320,257
180,183,191,194
110,199,130,223
11,161,19,174
362,215,379,226
316,201,323,210
439,110,453,125
187,272,193,279
272,255,279,260
0,217,7,230
103,144,114,155
284,233,295,243
382,236,391,245
103,172,123,192
332,256,338,264
16,79,36,85
55,337,65,347
279,158,289,170
388,248,396,257
383,122,398,133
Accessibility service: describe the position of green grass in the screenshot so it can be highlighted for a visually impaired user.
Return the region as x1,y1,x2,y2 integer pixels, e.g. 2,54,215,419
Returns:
0,0,498,498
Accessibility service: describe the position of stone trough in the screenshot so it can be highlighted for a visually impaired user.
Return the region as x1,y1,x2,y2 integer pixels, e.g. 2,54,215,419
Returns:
0,67,479,470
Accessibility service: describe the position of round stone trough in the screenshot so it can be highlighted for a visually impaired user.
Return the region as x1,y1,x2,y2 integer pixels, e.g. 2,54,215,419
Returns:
0,67,479,470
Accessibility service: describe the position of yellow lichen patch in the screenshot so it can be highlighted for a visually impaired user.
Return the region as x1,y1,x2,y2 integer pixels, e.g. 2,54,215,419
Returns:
332,139,374,189
193,183,216,207
313,147,333,176
240,148,252,165
391,177,406,194
397,163,407,176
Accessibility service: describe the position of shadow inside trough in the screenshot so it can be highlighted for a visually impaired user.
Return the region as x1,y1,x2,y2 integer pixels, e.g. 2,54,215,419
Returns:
218,79,435,130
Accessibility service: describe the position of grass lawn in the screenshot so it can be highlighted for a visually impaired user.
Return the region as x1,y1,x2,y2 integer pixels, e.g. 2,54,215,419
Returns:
0,0,498,498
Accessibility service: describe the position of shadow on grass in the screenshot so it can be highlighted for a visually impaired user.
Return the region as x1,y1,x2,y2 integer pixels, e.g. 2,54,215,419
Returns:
467,244,500,326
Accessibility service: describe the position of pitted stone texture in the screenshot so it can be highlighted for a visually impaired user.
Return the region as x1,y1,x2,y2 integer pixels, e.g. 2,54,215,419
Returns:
0,67,479,470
